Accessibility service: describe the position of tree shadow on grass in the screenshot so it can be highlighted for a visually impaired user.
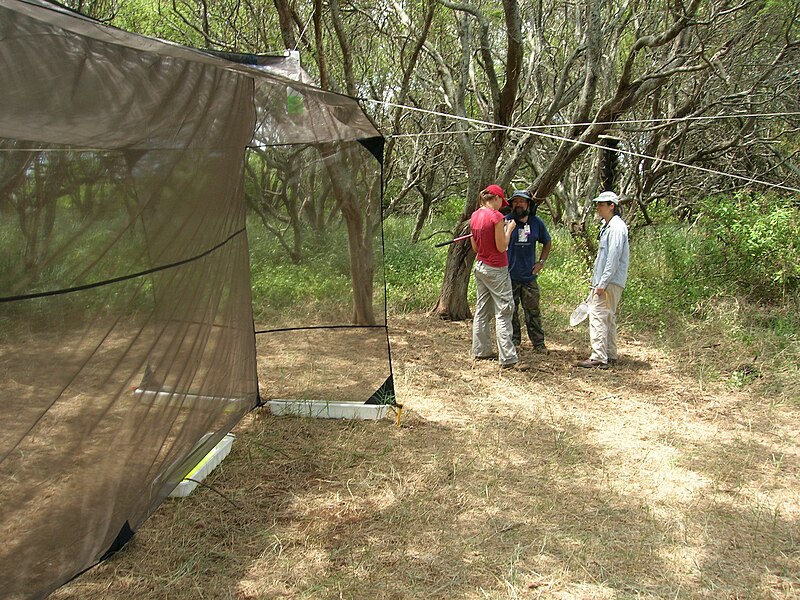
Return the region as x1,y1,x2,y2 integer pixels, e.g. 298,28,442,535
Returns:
52,313,799,599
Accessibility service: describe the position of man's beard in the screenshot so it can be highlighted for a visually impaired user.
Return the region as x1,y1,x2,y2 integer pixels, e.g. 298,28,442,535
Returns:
513,206,529,220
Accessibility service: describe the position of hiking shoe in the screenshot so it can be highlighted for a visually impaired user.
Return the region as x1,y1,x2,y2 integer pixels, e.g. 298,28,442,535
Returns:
473,353,498,361
533,345,549,355
577,359,608,370
500,361,530,371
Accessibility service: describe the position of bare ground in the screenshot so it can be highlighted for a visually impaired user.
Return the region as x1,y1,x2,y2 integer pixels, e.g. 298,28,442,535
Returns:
53,313,800,599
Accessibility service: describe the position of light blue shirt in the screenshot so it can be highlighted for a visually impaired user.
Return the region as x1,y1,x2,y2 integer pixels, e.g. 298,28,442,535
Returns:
592,214,629,289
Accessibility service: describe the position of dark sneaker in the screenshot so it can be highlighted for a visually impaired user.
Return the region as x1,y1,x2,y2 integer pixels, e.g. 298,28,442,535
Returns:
607,358,617,366
473,353,498,361
577,359,608,370
533,345,549,355
500,361,530,371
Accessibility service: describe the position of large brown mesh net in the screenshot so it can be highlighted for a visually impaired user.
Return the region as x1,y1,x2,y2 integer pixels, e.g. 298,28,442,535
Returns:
0,2,391,598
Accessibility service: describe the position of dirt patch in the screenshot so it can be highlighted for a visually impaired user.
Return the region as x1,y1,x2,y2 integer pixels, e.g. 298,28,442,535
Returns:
256,327,391,403
52,313,800,599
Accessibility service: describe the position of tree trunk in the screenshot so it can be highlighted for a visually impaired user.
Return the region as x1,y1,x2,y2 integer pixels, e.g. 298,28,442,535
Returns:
271,0,296,49
343,210,376,325
567,217,594,268
432,229,474,320
424,0,523,321
410,189,433,243
325,144,378,326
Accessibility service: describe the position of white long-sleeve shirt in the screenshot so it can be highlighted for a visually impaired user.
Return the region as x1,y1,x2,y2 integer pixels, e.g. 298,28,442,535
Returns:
592,214,630,289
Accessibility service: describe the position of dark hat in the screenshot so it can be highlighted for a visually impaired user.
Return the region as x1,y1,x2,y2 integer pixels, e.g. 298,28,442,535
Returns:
509,190,532,204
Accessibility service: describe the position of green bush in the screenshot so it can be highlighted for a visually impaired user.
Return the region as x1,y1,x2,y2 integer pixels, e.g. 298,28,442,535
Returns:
436,194,469,222
536,229,590,304
383,218,447,311
622,225,703,329
695,192,800,303
248,222,358,322
379,208,799,403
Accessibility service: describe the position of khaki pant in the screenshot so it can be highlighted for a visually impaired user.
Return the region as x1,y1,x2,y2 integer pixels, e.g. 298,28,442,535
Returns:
588,283,623,363
472,261,518,366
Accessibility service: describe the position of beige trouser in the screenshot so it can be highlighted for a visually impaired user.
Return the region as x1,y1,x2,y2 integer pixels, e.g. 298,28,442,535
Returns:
472,261,518,366
588,283,623,363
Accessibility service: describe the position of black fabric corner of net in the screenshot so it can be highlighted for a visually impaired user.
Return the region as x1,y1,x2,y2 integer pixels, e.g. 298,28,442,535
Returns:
366,375,395,406
100,521,135,562
359,136,385,164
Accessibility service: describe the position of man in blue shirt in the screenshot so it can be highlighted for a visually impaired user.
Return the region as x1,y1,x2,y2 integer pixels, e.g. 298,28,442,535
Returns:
578,191,630,369
505,190,552,353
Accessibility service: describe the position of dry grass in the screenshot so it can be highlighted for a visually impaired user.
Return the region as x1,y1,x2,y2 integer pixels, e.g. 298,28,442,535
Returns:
53,313,800,599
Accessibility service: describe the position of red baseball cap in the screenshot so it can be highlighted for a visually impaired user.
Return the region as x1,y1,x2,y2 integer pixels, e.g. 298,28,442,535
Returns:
483,184,509,207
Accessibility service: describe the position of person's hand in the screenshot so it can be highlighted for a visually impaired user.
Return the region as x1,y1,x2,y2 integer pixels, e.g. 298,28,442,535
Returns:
595,287,605,297
505,219,517,232
532,261,543,275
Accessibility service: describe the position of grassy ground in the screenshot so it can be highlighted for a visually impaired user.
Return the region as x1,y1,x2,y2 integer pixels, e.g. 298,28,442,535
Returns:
48,210,800,598
53,310,800,599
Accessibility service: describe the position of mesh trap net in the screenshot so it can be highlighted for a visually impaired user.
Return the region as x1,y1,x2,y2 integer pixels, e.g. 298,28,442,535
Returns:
0,1,391,597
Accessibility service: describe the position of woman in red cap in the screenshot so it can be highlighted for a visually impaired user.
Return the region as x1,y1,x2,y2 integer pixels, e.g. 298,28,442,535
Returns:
469,185,527,370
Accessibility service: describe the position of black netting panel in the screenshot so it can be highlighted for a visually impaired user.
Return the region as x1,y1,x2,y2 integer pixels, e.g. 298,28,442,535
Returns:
0,138,258,598
246,141,391,404
0,1,388,598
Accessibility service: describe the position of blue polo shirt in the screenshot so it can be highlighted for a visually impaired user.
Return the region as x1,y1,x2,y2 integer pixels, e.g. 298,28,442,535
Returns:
505,215,551,283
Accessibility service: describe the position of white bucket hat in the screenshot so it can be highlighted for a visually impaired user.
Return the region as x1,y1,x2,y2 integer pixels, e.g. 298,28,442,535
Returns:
592,191,619,204
569,292,593,326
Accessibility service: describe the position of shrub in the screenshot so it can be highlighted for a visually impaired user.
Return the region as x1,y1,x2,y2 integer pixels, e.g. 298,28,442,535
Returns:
383,218,447,312
694,192,800,303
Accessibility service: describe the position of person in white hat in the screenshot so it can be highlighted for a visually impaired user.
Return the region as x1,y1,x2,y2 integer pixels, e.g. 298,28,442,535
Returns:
577,191,630,369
